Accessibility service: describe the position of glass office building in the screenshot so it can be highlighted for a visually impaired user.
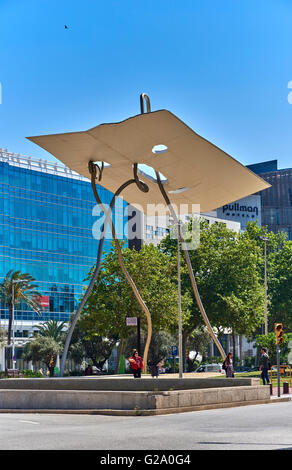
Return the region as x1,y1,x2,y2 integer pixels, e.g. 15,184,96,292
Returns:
247,160,292,240
0,149,128,336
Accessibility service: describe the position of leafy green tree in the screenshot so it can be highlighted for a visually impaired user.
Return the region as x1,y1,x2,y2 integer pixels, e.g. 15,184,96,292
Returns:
186,327,211,363
268,241,292,330
0,270,42,368
0,328,5,348
254,333,288,365
67,316,118,370
242,222,287,333
160,220,266,362
77,242,192,370
22,336,60,377
125,331,175,369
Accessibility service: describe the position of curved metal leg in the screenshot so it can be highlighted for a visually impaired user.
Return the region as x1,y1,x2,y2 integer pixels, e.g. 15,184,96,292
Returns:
60,162,153,376
155,171,226,361
90,165,152,373
60,176,136,377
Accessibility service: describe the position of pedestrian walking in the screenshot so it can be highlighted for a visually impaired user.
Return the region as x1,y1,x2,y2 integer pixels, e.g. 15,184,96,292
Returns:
128,349,143,378
223,352,234,378
259,347,270,385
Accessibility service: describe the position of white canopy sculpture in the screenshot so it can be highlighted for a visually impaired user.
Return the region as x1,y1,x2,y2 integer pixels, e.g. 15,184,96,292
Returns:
28,93,270,376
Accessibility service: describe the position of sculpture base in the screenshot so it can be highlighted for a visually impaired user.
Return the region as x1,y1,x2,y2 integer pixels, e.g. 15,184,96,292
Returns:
0,377,271,414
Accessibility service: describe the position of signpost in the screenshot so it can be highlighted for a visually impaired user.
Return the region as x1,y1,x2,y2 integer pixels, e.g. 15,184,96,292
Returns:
171,346,178,373
171,346,178,356
126,317,141,355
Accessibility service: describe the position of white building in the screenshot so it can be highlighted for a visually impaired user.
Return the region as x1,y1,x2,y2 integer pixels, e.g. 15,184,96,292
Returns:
141,212,241,246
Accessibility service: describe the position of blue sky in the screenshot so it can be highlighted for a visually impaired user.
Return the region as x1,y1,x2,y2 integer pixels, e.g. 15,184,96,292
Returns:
1,0,292,169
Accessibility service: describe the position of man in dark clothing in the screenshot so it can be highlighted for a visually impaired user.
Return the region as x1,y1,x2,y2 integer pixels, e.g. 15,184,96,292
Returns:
259,347,270,385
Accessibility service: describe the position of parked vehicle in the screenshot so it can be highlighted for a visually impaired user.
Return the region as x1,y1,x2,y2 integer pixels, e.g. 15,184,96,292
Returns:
195,363,223,373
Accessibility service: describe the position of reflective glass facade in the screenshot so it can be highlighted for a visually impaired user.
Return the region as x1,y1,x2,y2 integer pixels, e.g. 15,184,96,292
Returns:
0,150,128,327
247,160,292,240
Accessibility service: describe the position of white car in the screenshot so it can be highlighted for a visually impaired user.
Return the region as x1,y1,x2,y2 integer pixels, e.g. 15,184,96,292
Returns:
195,363,223,373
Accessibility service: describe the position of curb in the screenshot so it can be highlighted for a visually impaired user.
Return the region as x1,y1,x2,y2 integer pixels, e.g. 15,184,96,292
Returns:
0,396,290,416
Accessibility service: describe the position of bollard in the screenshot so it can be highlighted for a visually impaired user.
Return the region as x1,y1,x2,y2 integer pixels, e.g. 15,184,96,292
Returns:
270,383,273,395
283,382,289,394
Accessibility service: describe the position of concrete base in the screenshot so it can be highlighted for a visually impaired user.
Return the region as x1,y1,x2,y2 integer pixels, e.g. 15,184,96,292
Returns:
0,385,270,414
0,376,260,391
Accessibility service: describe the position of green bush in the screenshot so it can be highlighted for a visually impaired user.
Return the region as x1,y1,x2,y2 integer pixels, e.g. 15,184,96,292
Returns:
22,369,43,378
244,356,256,368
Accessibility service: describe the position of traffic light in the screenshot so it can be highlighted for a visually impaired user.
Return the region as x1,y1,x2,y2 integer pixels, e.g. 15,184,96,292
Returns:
275,323,284,345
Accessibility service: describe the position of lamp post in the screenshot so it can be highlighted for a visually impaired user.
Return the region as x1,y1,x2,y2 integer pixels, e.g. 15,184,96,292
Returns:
11,279,24,370
170,216,183,379
177,220,183,379
259,236,269,335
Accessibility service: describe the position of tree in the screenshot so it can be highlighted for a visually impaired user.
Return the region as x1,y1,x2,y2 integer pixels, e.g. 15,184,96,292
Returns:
268,241,292,330
22,336,61,377
186,327,212,365
125,331,175,369
0,328,5,349
242,222,287,333
254,333,289,365
67,316,118,371
160,220,266,362
0,270,42,368
35,320,67,343
78,242,192,370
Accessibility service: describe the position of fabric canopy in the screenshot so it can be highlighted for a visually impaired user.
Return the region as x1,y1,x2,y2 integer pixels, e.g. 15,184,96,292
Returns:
27,109,270,215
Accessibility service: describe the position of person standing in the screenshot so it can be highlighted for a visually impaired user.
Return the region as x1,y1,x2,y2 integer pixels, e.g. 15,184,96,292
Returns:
128,349,143,378
149,363,159,378
259,347,270,385
224,352,234,378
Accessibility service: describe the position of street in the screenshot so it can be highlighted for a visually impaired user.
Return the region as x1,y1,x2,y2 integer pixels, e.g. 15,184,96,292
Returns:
1,401,292,451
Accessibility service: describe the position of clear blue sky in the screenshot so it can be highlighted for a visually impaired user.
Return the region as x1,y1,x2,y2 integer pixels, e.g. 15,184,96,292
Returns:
1,0,292,169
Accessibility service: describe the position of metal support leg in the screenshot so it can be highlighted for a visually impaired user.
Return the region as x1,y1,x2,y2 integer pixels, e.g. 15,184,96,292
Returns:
155,171,226,361
60,175,136,377
90,164,152,373
60,162,153,376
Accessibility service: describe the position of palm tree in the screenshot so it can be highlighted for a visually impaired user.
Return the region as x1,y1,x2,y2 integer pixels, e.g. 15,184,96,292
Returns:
35,320,67,343
0,270,42,368
34,320,67,376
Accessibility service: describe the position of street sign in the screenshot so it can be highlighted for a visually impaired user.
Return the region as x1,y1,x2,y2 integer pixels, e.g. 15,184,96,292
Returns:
171,346,178,356
126,317,137,326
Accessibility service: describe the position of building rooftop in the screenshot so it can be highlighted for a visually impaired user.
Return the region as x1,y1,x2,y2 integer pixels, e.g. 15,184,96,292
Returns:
0,148,90,182
247,160,278,175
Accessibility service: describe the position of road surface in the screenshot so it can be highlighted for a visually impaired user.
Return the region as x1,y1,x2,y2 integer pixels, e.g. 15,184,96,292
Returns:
1,401,292,451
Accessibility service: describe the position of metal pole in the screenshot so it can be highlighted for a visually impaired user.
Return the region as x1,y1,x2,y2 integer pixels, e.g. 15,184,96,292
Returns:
11,282,15,370
178,221,183,379
264,240,268,336
277,345,281,398
137,317,141,356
